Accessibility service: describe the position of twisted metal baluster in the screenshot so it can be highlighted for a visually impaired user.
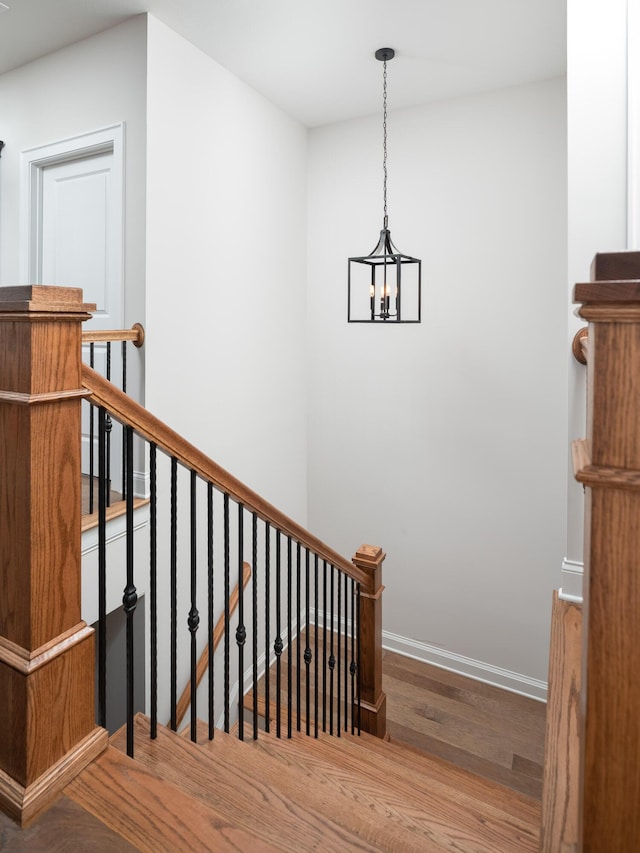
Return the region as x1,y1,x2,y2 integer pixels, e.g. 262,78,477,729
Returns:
123,425,137,757
97,406,107,729
329,564,335,736
350,578,356,735
287,536,292,739
105,342,112,506
237,503,246,741
314,554,319,738
265,521,271,734
207,483,214,740
344,573,349,732
188,471,200,742
150,443,158,739
252,512,259,740
337,570,342,737
121,341,126,499
296,541,301,733
224,494,230,733
305,548,311,736
275,530,282,738
322,560,327,733
169,458,178,731
357,583,362,735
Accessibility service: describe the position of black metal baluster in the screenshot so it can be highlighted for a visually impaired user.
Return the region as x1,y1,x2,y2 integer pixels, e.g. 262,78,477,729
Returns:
264,521,271,734
357,583,362,735
329,564,335,736
252,512,259,740
314,554,319,739
287,536,292,739
305,549,311,737
97,406,107,728
337,570,342,737
150,443,158,739
237,503,246,741
344,573,349,732
275,530,282,738
224,494,230,733
296,542,301,733
123,425,137,758
105,342,112,507
89,343,95,514
170,457,178,731
121,341,126,499
322,560,327,733
350,578,356,735
207,483,214,741
189,471,200,743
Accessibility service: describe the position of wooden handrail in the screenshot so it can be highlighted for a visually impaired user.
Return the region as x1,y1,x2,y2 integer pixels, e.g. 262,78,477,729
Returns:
82,323,145,347
81,365,370,591
174,562,252,730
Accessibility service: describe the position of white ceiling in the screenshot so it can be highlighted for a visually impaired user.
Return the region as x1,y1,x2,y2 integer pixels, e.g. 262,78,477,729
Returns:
0,0,566,127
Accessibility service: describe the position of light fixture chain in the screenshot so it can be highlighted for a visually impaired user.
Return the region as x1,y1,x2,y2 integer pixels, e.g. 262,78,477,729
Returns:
383,59,388,229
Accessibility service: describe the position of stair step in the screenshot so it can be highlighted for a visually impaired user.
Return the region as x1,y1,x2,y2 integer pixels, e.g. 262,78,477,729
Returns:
111,714,379,852
64,742,278,852
250,727,540,852
244,688,540,826
342,728,541,824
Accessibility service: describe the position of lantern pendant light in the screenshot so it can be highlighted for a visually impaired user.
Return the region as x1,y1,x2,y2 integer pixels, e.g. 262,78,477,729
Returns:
348,48,422,323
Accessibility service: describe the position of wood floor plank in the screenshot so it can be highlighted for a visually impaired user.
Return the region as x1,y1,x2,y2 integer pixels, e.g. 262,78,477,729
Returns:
65,746,278,852
112,715,380,853
388,719,543,799
0,794,139,853
382,651,546,753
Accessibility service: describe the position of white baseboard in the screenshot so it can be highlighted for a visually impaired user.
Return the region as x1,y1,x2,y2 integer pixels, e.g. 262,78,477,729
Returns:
382,630,547,702
559,558,584,604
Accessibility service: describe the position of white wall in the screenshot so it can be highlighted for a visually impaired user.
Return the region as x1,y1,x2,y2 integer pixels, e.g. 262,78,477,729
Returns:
307,78,567,690
0,16,147,330
145,17,308,520
564,0,629,592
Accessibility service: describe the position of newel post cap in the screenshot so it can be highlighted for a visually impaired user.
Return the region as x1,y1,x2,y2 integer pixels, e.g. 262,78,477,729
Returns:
352,544,385,594
0,285,96,314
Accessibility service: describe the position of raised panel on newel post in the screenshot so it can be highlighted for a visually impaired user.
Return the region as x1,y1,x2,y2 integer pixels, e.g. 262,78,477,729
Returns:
0,285,107,827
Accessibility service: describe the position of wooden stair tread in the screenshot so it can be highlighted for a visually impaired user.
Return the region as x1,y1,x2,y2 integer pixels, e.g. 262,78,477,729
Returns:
344,728,541,822
250,727,539,852
111,715,379,853
192,722,437,853
65,742,278,852
243,690,540,822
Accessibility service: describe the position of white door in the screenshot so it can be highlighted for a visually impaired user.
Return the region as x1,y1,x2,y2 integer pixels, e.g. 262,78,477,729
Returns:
24,127,125,491
40,149,121,328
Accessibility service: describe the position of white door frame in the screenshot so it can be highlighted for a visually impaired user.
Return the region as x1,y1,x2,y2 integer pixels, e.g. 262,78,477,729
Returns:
20,123,125,319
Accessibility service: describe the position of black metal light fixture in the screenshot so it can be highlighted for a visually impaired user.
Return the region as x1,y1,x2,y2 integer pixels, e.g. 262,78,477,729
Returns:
348,48,421,323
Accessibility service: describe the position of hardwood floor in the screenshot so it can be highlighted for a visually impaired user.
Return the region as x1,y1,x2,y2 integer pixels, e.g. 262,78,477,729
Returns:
383,650,546,799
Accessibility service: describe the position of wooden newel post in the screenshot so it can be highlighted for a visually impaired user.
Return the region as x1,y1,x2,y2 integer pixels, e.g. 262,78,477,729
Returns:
352,544,387,738
573,252,640,850
0,286,107,826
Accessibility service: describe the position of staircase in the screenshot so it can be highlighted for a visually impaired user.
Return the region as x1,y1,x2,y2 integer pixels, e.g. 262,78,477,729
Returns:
44,714,539,852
